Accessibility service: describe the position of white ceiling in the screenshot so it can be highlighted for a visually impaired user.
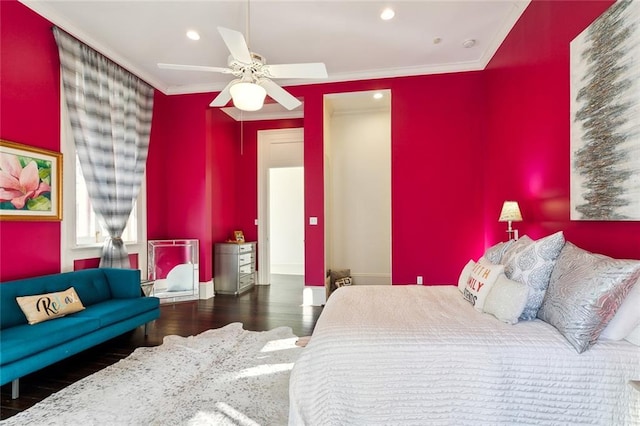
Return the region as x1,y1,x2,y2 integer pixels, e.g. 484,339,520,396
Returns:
20,0,530,97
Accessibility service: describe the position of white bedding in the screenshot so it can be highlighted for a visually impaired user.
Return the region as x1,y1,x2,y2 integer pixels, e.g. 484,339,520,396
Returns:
289,285,640,425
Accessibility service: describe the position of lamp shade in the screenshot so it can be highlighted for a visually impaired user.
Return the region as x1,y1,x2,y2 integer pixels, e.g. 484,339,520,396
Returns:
230,82,267,111
498,201,523,222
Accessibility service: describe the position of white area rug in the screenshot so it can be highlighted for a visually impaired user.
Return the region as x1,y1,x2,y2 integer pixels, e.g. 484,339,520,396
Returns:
2,323,302,425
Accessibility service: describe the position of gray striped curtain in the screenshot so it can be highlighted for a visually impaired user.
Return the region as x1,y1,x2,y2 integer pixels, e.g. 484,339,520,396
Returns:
54,28,154,268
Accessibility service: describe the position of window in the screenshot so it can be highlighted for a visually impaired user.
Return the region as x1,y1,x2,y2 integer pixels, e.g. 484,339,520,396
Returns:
74,155,138,246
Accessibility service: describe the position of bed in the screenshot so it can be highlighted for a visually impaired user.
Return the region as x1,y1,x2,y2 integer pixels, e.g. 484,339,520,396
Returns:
289,284,640,425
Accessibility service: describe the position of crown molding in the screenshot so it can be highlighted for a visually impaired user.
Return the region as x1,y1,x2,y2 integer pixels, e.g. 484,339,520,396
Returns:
20,0,168,92
21,0,530,97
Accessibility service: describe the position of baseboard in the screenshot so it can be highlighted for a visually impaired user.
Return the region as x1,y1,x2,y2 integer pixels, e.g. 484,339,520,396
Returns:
302,286,326,306
350,273,391,286
199,280,214,299
158,293,199,304
270,263,304,275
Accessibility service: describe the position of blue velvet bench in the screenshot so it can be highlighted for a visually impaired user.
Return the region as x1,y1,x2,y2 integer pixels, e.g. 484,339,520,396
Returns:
0,268,160,398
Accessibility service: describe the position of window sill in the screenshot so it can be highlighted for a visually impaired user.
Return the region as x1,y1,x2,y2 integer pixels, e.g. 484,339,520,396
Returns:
72,242,139,250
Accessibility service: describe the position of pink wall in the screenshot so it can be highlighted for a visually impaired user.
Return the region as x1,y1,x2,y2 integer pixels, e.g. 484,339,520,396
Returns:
389,74,486,284
235,118,305,270
484,0,640,260
0,0,61,281
147,97,304,282
146,92,217,282
232,76,486,286
208,109,240,247
4,0,638,287
299,90,326,286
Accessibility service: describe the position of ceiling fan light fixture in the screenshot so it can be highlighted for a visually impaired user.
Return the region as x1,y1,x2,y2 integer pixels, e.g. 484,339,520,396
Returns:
160,26,326,111
230,82,267,111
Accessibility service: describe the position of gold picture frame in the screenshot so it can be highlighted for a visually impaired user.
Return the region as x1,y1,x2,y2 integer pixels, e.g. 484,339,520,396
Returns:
0,140,62,221
234,230,245,243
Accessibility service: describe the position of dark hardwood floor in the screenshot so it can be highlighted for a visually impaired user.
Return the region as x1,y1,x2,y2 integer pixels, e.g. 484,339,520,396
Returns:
0,278,322,420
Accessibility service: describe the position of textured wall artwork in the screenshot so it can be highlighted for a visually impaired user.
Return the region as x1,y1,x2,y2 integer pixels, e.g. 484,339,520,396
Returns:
570,0,640,221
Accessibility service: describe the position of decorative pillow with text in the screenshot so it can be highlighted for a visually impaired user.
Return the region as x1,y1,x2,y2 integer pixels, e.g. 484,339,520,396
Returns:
462,258,504,311
16,287,85,325
457,260,476,293
335,277,353,287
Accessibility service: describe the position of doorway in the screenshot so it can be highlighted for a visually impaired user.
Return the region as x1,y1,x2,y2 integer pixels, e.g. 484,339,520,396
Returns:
324,90,392,285
257,128,305,291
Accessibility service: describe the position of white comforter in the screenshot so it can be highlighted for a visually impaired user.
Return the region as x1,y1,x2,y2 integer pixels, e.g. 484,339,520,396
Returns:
289,285,640,425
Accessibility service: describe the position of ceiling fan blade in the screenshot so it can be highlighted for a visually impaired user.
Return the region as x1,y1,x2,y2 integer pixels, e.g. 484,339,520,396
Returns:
259,79,302,111
217,27,252,64
209,80,237,107
263,63,328,79
158,63,232,74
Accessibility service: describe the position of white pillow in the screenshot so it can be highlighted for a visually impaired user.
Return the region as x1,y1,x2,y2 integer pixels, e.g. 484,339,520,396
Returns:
457,260,475,293
462,257,504,311
600,276,640,340
483,274,529,324
624,324,640,346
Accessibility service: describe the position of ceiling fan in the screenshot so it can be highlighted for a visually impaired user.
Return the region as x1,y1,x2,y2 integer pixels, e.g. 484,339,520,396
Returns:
158,27,328,111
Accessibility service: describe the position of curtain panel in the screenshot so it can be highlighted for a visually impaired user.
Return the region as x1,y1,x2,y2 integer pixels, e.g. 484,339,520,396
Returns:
53,27,154,268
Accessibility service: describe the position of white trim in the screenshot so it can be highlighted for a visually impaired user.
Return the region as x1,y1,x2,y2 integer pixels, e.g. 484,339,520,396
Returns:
303,286,326,306
161,61,483,95
478,1,531,69
20,0,529,96
350,273,391,286
270,263,304,275
199,280,215,299
20,0,165,93
257,128,304,285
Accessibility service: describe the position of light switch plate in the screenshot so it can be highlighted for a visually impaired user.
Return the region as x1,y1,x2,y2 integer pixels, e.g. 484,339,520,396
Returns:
309,217,318,225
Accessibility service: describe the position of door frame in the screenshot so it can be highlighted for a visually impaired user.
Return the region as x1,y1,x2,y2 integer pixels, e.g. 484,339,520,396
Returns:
257,127,304,285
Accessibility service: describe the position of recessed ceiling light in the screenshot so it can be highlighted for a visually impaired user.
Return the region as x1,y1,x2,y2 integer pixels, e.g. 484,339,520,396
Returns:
186,30,200,41
462,39,476,48
373,92,384,100
380,7,395,21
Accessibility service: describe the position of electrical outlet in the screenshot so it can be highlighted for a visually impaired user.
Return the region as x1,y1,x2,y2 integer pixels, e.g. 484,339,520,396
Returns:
417,276,423,285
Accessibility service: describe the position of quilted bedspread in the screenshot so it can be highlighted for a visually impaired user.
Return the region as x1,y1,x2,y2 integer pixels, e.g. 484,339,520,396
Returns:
289,285,640,425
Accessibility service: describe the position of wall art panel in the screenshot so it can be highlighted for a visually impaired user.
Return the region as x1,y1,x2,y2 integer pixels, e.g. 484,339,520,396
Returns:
570,0,640,221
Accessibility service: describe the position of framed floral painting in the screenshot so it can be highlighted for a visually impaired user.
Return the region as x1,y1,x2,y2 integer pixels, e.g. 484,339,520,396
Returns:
0,140,62,221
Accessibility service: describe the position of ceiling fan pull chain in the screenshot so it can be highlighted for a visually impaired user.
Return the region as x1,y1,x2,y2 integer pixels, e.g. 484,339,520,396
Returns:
240,112,244,155
246,0,251,49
